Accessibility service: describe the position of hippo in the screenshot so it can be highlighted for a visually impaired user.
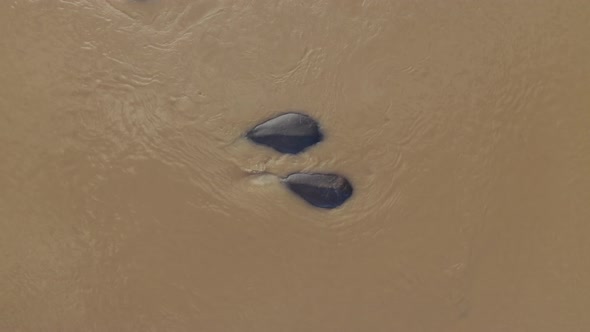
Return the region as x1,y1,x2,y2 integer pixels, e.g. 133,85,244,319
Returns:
282,172,353,209
246,112,323,154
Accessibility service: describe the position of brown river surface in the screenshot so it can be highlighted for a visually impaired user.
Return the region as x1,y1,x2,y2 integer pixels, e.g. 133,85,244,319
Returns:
1,0,590,331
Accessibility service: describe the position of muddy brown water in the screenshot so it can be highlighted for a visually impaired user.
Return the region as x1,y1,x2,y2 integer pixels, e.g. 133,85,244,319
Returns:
1,1,590,331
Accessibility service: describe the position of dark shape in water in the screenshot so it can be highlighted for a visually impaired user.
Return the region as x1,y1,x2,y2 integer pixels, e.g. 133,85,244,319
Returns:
246,112,323,154
282,173,353,209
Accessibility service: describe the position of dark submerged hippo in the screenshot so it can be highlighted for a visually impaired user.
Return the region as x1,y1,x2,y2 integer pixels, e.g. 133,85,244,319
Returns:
246,112,323,154
282,173,353,209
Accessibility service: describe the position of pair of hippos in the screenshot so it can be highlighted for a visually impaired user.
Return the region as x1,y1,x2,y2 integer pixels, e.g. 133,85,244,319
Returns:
245,112,353,209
